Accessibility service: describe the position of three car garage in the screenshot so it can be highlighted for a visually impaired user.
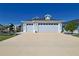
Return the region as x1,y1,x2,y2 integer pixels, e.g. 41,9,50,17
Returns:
22,21,63,33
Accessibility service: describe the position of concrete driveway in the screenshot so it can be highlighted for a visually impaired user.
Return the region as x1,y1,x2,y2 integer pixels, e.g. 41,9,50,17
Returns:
0,32,79,56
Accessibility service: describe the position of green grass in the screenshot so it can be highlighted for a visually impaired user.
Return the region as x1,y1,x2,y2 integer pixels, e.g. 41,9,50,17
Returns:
0,35,16,41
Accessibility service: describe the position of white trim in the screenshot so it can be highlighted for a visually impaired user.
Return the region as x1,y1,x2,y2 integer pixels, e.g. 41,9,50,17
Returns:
23,23,26,32
58,23,62,33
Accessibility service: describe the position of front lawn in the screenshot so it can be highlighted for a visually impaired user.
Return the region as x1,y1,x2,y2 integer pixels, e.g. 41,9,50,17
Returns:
0,34,16,41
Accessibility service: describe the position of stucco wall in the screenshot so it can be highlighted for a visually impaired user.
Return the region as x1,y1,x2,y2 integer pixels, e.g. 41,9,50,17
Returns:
58,23,63,33
23,23,26,32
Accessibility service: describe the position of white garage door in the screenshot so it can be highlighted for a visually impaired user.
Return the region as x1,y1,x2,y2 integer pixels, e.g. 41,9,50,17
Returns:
26,24,33,32
38,23,58,32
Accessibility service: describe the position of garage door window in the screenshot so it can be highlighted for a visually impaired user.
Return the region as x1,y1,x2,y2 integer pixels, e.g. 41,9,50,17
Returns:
27,24,33,25
54,23,58,25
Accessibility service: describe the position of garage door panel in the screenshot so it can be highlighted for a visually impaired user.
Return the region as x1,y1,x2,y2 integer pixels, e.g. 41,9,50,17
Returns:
27,25,33,32
38,25,58,32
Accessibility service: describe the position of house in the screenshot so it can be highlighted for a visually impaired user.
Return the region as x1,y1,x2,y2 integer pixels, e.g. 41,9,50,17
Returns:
21,14,63,33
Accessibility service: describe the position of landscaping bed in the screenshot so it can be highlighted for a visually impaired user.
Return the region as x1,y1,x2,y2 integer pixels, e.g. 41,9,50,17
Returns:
73,34,79,37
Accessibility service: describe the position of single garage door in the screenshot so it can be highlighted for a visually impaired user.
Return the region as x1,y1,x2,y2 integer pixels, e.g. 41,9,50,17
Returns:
38,23,58,32
26,24,33,32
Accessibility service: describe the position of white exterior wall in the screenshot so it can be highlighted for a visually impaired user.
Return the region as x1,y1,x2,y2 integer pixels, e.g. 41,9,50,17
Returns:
23,23,26,32
33,23,38,33
58,23,62,33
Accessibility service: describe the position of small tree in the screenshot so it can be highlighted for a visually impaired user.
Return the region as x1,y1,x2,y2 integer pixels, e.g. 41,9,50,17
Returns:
16,25,21,32
8,24,14,34
64,21,78,34
0,24,4,33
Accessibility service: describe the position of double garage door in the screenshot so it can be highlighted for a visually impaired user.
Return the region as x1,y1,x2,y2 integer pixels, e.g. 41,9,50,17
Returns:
26,24,58,32
38,25,58,32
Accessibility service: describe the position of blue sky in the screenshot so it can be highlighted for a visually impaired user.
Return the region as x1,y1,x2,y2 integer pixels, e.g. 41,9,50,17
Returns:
0,3,79,25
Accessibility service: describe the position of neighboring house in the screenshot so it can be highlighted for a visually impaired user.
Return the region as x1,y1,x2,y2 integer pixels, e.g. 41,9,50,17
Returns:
63,19,79,33
21,14,64,33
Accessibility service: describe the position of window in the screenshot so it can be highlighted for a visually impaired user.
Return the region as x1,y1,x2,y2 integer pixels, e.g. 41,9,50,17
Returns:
54,23,58,25
49,23,58,25
50,23,53,25
38,23,58,25
46,23,48,25
38,23,44,25
38,23,42,25
27,24,33,25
